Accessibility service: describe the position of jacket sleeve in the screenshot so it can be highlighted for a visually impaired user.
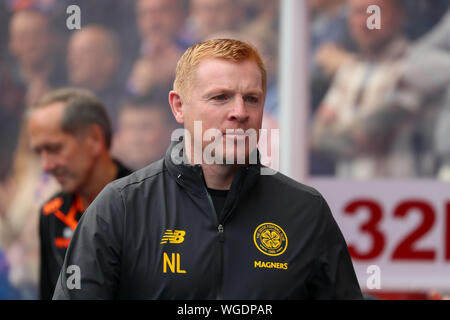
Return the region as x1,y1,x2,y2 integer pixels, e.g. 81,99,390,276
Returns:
307,196,363,300
52,183,124,299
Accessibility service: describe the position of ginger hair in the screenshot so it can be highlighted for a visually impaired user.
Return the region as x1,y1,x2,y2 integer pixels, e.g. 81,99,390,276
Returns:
173,38,267,100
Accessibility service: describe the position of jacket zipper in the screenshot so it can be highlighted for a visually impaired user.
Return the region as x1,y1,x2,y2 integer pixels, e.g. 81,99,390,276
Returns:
198,166,228,300
205,191,224,299
217,223,224,300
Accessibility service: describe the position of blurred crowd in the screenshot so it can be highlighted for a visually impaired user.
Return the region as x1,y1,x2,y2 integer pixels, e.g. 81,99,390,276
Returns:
0,0,449,299
309,0,450,179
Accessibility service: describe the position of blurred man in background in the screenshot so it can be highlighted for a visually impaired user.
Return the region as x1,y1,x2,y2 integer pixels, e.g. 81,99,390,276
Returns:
309,0,353,114
311,0,417,179
127,0,193,97
403,8,450,178
2,9,64,298
112,93,179,170
27,88,131,299
189,0,244,41
0,61,25,182
8,8,65,107
66,25,123,130
136,0,191,50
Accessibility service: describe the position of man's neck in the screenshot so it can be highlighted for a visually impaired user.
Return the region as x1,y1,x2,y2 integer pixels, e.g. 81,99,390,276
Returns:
79,156,118,209
185,140,237,190
201,164,238,190
183,140,241,190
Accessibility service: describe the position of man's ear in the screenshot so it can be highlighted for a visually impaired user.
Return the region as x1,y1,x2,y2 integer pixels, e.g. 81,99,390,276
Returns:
85,124,105,157
168,90,185,125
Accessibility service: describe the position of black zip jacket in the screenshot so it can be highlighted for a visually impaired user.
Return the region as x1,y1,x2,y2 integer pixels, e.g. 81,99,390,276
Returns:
53,142,362,299
40,160,131,300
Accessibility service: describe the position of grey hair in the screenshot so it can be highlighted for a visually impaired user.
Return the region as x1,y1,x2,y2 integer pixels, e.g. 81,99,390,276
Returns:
33,87,112,148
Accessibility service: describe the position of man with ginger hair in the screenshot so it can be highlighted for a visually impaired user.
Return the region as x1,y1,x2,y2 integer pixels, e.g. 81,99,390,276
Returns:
53,39,361,300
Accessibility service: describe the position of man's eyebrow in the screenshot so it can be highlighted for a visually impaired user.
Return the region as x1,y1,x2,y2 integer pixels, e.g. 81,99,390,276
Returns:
32,143,59,153
243,90,264,96
201,88,232,100
202,88,263,99
31,144,43,154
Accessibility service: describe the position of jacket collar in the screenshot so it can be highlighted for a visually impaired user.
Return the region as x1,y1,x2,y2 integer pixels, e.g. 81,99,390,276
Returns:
164,138,261,197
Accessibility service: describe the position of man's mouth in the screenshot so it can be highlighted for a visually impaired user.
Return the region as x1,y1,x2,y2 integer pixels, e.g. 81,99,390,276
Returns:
223,128,246,135
52,171,69,183
223,129,258,141
224,131,246,136
54,175,66,183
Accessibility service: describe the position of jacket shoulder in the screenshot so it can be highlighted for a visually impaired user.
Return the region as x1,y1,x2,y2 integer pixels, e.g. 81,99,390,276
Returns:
262,170,323,200
108,159,166,192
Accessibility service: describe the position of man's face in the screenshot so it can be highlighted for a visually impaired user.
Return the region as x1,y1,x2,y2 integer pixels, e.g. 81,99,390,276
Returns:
66,29,116,88
28,103,96,193
136,0,183,41
117,106,171,169
348,0,402,52
180,58,265,164
9,11,52,68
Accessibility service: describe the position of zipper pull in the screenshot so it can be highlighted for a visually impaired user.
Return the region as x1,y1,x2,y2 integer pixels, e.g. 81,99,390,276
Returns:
218,224,224,242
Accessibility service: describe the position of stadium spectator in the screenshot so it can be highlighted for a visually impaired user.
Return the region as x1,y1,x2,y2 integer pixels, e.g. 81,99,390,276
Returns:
309,0,349,56
309,0,354,113
136,0,192,51
240,0,279,32
311,0,417,178
0,61,26,181
188,0,244,41
127,0,192,97
0,108,60,299
126,41,182,97
66,25,124,130
402,8,450,178
0,2,10,59
1,8,64,299
72,0,139,84
236,1,280,119
26,88,131,299
7,8,65,107
402,0,449,40
0,249,21,299
112,92,179,170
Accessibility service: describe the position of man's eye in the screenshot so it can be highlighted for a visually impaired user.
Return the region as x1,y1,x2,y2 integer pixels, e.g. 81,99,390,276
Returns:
47,145,62,153
212,94,228,101
244,96,259,104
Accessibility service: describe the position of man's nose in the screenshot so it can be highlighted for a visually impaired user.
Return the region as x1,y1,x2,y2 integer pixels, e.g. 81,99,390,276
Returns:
229,96,249,123
41,152,56,173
